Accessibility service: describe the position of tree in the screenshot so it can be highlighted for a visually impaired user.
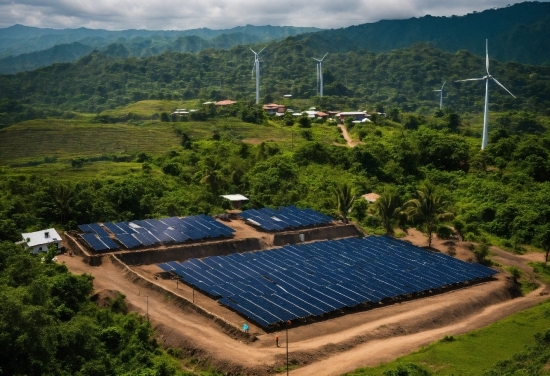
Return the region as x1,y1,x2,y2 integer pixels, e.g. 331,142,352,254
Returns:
160,112,170,122
534,224,550,262
333,183,356,224
200,159,224,194
374,188,403,235
298,115,311,128
405,182,454,247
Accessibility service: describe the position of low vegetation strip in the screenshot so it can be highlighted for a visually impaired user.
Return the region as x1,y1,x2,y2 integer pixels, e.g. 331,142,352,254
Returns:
346,298,550,375
0,120,180,164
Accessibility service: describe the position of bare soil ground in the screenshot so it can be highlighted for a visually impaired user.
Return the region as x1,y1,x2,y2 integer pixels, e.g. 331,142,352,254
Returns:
59,228,549,376
337,124,362,147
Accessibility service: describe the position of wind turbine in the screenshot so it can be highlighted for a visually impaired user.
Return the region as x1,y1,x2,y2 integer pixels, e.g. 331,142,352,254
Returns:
434,81,446,110
250,47,266,104
312,53,328,97
456,39,515,150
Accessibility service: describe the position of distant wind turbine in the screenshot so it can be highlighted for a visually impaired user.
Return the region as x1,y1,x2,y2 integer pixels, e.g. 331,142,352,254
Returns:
434,81,446,110
250,47,266,104
313,53,328,97
455,39,515,150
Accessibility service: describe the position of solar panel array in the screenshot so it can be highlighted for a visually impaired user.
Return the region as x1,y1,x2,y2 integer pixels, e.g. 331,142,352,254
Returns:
240,206,333,231
158,236,497,328
78,214,235,252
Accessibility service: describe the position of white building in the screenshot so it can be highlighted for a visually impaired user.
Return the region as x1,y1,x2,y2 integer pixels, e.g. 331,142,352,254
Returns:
21,228,61,254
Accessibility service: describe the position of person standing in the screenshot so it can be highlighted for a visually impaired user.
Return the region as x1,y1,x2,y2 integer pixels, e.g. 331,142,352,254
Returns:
275,334,279,347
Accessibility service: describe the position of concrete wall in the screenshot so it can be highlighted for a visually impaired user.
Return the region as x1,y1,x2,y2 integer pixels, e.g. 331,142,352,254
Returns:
272,223,362,246
116,238,263,266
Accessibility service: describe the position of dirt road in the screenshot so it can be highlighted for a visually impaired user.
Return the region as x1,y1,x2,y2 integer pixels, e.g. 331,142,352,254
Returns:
59,230,548,375
337,124,360,147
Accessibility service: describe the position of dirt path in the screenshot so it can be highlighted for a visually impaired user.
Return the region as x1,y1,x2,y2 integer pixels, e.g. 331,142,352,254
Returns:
292,285,546,376
337,124,360,147
59,230,549,375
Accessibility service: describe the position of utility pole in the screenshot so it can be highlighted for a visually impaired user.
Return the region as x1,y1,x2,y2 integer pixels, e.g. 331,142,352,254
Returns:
286,320,291,375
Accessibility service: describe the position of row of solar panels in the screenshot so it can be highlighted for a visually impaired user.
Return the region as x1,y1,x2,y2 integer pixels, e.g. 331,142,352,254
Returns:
240,205,333,231
78,214,235,252
158,236,497,327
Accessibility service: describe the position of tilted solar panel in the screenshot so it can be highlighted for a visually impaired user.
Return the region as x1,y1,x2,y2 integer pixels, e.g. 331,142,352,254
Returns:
116,233,142,248
158,236,497,327
81,233,109,252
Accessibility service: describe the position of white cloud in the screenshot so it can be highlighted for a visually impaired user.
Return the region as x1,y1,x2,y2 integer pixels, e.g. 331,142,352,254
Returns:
0,0,544,30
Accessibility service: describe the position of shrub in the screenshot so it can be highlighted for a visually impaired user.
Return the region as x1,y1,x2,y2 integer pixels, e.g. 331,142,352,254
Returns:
506,266,521,279
474,242,490,263
436,225,453,239
447,246,457,257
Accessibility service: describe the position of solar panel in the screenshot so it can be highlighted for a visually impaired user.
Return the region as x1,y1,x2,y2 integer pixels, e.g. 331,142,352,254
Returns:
103,222,126,235
81,233,109,252
98,236,119,250
158,236,497,328
88,223,110,237
116,233,142,248
78,224,94,233
240,207,333,232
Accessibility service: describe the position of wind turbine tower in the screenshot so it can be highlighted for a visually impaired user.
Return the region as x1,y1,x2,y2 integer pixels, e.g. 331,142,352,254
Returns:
313,53,328,97
250,47,266,104
434,81,446,110
456,39,515,150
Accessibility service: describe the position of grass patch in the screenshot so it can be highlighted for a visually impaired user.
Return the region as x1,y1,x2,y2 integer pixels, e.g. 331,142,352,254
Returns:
529,262,550,285
98,99,202,118
0,119,180,164
273,364,300,373
345,299,550,376
0,116,342,166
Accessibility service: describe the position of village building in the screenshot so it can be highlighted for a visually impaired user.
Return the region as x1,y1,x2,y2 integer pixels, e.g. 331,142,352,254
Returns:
263,103,286,116
215,100,237,106
21,228,61,254
362,192,381,203
338,111,370,123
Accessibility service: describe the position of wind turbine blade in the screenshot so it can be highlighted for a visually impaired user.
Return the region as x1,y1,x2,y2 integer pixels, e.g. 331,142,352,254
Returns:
312,57,321,62
455,78,485,82
486,39,490,75
321,52,328,61
434,89,441,92
441,81,446,90
258,46,266,54
250,48,257,55
492,77,516,98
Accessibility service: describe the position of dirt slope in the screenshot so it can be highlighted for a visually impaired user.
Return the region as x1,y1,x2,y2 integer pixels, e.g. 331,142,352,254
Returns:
59,230,548,375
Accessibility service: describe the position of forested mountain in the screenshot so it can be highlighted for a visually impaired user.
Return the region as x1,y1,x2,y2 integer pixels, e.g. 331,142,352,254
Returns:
1,41,549,127
294,1,550,66
0,34,266,74
0,24,319,72
1,2,548,74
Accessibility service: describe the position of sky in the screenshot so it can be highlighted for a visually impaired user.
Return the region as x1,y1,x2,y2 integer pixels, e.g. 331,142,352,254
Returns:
0,0,544,30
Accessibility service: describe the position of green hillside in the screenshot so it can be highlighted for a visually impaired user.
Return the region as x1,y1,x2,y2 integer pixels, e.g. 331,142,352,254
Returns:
0,24,320,73
296,1,550,66
1,42,549,129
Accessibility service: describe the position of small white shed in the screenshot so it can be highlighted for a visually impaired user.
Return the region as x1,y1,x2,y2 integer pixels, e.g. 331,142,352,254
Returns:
21,228,61,254
221,194,249,209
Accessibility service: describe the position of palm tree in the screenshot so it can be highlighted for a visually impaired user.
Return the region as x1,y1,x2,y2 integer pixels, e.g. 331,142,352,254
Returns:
50,182,75,226
200,159,224,194
333,183,356,224
374,188,403,235
404,182,454,247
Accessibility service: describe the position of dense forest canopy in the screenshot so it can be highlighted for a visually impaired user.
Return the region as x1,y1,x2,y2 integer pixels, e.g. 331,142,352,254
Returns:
295,1,550,66
0,42,549,128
